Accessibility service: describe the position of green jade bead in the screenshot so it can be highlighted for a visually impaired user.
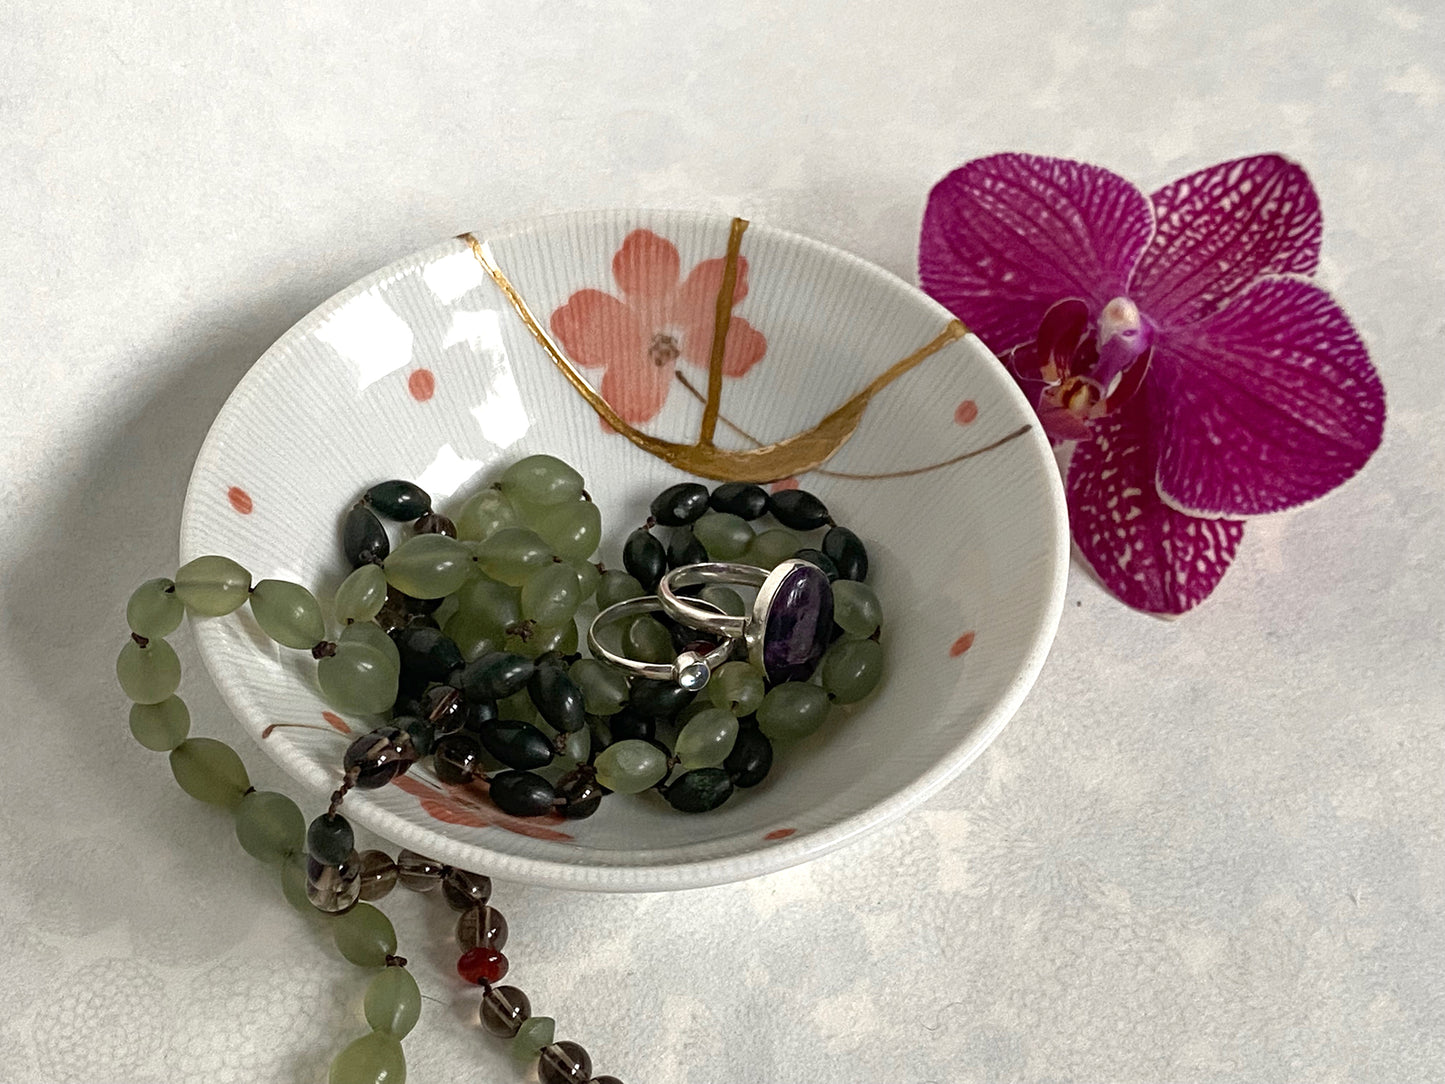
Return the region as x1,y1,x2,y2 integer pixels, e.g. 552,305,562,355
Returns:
234,790,305,863
744,528,803,570
593,739,668,793
512,1016,557,1061
595,570,645,610
570,559,601,601
455,487,519,543
675,708,739,769
173,555,252,617
500,454,584,507
473,528,554,587
338,622,402,672
364,967,422,1039
128,695,190,751
317,642,399,716
442,612,502,662
116,638,182,704
820,638,884,704
527,500,602,562
280,854,313,915
623,615,674,665
249,579,325,649
697,584,747,618
508,621,577,659
328,1030,406,1084
520,563,583,626
756,681,831,742
332,902,398,967
383,533,471,600
335,565,389,624
706,661,765,716
457,573,522,632
126,578,183,638
569,658,628,716
693,511,754,561
169,738,250,808
832,580,883,638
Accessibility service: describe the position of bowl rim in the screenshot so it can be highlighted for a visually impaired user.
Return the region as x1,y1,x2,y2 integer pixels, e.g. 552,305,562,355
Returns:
180,208,1070,892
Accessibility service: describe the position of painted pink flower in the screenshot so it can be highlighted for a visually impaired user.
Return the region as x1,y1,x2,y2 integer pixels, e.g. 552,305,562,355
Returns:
920,154,1385,615
550,228,767,425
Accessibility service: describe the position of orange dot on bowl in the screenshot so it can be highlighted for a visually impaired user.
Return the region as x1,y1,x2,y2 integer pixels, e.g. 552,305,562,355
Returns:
949,631,976,657
764,827,796,841
770,478,799,492
408,368,436,401
226,486,253,514
954,399,979,425
321,711,351,733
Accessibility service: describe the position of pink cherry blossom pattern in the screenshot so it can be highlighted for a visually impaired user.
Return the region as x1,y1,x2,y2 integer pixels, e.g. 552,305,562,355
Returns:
920,153,1385,615
550,229,767,426
392,773,573,842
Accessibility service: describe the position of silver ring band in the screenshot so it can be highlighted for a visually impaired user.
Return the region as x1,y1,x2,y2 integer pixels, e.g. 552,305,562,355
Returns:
586,595,737,690
654,561,769,639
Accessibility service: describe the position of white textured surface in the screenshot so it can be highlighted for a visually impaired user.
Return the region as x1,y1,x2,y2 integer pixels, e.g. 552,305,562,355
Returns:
1,1,1441,1081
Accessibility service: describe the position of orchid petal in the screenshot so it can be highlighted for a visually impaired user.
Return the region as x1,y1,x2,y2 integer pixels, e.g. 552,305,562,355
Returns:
1069,395,1245,614
1149,276,1385,517
1133,155,1322,327
920,154,1154,354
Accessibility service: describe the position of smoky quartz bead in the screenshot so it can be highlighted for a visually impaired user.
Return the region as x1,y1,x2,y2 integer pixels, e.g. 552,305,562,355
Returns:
457,904,508,951
539,1041,593,1084
356,850,399,901
396,849,446,891
480,984,532,1038
441,868,493,912
306,852,361,914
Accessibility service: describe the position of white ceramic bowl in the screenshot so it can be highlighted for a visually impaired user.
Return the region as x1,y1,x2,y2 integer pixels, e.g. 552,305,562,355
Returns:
181,210,1067,891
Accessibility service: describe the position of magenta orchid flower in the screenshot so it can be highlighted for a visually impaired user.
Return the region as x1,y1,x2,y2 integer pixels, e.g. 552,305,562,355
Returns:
920,153,1385,615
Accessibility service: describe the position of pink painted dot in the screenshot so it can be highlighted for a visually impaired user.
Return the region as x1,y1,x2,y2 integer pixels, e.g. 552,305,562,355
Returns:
227,486,253,515
949,631,976,657
764,827,796,841
770,477,799,492
321,711,351,734
954,400,979,425
408,369,436,401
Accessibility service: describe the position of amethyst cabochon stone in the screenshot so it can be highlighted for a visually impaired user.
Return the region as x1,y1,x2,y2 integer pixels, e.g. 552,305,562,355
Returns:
760,563,834,684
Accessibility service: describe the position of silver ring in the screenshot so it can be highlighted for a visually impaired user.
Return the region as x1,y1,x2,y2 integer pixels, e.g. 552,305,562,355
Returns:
657,558,834,684
586,595,737,690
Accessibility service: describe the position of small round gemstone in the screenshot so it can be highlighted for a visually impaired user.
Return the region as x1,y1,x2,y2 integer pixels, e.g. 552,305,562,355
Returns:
676,661,710,691
457,946,509,985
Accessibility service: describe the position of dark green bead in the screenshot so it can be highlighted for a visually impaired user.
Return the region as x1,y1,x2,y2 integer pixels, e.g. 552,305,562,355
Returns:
622,527,666,592
234,790,305,863
392,624,465,684
724,727,773,788
332,902,397,967
169,738,250,808
343,505,390,567
488,771,556,817
650,482,710,526
461,651,536,700
528,663,586,733
479,720,555,770
627,678,694,721
767,487,830,530
365,479,432,520
307,813,355,866
709,482,769,520
666,527,708,569
822,525,868,582
664,768,734,812
792,548,839,581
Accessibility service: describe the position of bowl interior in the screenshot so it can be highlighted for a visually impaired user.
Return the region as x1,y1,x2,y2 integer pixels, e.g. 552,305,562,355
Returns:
181,210,1067,890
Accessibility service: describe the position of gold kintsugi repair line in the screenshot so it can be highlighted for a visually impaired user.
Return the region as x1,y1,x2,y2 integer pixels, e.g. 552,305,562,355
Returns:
460,230,973,482
698,217,749,448
674,373,1033,480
